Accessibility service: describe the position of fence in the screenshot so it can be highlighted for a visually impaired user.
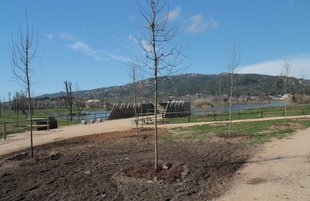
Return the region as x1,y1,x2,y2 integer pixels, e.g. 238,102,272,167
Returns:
0,121,28,140
167,104,310,124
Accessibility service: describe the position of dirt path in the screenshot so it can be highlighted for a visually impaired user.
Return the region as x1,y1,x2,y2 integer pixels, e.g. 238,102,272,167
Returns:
0,118,135,156
217,127,310,201
1,115,309,156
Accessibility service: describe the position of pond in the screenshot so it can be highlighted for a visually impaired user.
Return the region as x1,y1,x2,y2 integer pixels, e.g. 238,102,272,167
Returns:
77,111,111,120
191,102,286,114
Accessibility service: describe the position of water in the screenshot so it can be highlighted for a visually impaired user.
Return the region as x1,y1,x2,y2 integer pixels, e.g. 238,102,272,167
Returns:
191,102,286,114
51,111,111,120
78,111,111,120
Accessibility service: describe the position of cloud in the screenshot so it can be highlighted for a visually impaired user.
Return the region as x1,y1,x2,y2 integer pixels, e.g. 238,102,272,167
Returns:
58,32,78,41
128,35,138,44
69,41,107,61
237,55,310,79
109,54,130,64
58,32,130,64
167,7,182,21
44,33,54,41
282,0,295,13
186,14,219,33
129,35,152,52
69,40,132,64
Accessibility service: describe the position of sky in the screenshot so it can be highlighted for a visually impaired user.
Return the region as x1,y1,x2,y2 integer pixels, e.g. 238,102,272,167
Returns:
0,0,310,99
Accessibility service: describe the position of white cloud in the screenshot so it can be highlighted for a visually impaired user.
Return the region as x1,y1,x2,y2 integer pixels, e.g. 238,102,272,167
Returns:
237,55,310,79
282,0,295,13
140,40,152,52
109,54,130,64
44,33,54,41
128,35,138,44
69,40,131,64
167,7,182,21
58,32,130,64
58,32,78,41
186,14,219,33
69,41,107,61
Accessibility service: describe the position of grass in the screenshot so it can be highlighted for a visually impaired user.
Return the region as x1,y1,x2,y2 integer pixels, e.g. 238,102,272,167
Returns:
161,118,310,144
168,104,310,124
0,108,85,139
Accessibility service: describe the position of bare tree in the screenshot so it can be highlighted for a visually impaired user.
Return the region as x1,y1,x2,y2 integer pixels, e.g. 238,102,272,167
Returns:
10,14,37,158
283,57,290,122
227,42,240,136
8,92,11,111
0,98,2,118
137,0,182,170
130,60,140,133
13,92,20,127
74,84,85,120
299,68,308,116
64,81,74,121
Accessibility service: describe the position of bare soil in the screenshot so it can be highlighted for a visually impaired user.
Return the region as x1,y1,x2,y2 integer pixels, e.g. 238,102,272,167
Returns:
0,129,251,201
217,127,310,201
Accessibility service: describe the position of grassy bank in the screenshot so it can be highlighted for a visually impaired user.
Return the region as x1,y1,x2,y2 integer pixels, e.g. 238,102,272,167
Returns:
168,104,310,124
161,118,310,144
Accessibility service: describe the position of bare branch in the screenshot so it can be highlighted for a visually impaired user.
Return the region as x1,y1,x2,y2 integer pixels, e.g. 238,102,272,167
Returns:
10,12,37,158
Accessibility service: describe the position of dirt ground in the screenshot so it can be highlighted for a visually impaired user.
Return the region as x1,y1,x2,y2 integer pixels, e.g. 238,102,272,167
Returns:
0,128,251,201
217,127,310,201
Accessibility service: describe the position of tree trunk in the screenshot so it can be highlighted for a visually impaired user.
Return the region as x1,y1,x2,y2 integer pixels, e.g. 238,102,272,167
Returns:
26,52,34,158
229,73,233,136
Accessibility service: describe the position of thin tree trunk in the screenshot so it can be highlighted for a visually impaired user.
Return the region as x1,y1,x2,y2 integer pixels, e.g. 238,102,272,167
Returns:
229,73,233,136
26,53,33,158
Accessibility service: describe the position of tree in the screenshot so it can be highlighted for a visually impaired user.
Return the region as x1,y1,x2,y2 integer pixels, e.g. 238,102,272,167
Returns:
227,42,240,136
13,92,20,127
74,84,85,120
137,0,182,170
0,98,2,118
10,14,37,158
283,57,291,122
8,92,11,111
130,60,140,133
299,68,308,116
64,81,74,121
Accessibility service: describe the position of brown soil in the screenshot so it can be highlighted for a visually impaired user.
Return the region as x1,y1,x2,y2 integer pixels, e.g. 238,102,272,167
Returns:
208,133,250,144
0,129,252,201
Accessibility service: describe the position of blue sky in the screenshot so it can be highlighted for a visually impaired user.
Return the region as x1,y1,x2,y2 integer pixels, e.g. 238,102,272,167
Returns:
0,0,310,99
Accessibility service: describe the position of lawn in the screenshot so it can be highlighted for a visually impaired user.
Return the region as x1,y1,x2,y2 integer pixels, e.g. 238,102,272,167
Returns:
161,118,310,144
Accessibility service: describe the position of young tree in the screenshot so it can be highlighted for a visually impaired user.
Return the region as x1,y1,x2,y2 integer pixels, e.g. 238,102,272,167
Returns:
0,98,2,118
283,57,290,122
299,68,308,116
227,42,240,136
130,60,140,133
137,0,182,170
13,92,20,127
64,81,74,121
74,84,85,120
8,92,11,111
10,14,37,158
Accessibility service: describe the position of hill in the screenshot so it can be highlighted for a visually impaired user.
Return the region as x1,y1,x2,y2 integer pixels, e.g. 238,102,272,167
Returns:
39,73,310,102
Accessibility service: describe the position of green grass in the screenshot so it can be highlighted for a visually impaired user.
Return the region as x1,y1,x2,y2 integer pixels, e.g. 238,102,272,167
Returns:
0,108,84,139
168,104,310,124
161,119,310,144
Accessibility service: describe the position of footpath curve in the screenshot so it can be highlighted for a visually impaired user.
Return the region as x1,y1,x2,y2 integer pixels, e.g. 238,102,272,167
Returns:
216,127,310,201
1,115,309,157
